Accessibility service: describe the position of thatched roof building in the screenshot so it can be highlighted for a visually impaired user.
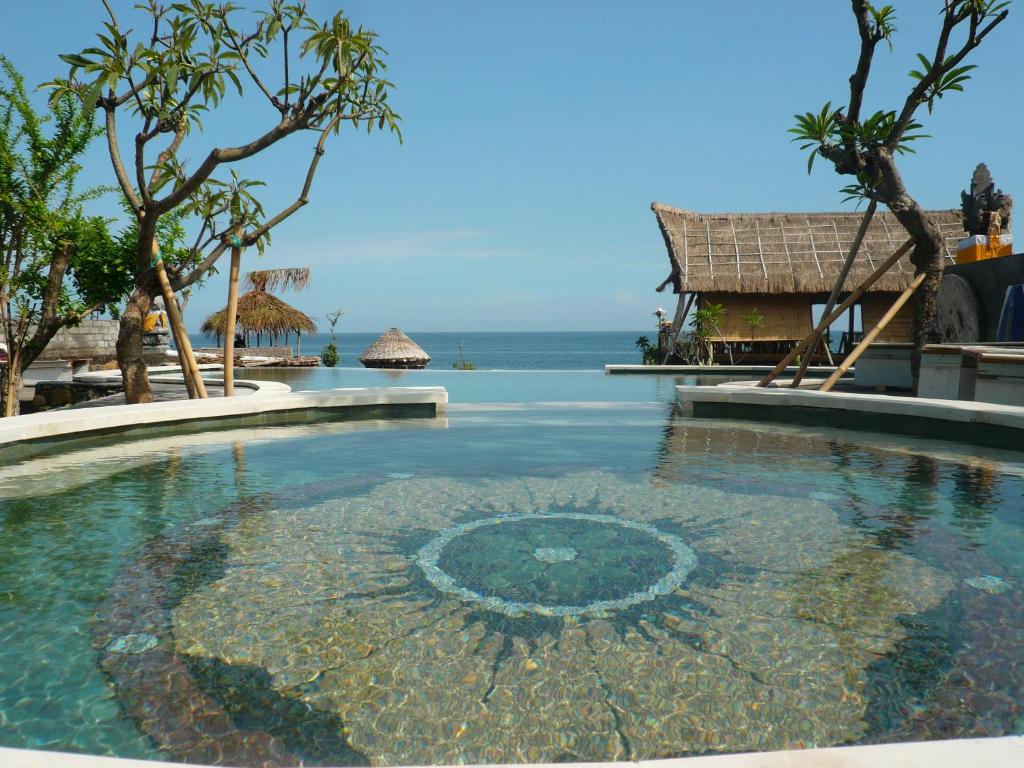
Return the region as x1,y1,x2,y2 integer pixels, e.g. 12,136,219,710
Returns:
202,290,316,346
651,203,965,349
653,204,964,294
360,328,431,369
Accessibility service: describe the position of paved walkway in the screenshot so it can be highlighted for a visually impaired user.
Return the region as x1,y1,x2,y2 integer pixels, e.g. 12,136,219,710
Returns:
72,381,254,408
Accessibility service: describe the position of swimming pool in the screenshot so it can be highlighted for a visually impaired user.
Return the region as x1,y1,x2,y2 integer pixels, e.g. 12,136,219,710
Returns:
1,370,1022,764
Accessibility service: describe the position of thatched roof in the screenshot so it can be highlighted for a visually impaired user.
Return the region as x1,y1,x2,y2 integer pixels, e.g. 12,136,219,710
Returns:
245,267,311,293
652,203,965,294
360,328,430,365
201,290,316,340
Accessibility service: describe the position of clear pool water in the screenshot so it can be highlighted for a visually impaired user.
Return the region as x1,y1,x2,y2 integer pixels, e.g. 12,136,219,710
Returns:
1,370,1023,765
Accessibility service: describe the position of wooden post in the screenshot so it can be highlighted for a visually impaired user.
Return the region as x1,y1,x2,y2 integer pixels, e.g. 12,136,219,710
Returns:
223,233,242,396
661,292,696,364
818,271,927,392
791,201,876,387
847,304,856,353
166,306,198,399
757,238,915,387
152,241,208,399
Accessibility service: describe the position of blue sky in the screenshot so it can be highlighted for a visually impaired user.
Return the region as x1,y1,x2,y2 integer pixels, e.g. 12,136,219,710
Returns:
3,1,1022,332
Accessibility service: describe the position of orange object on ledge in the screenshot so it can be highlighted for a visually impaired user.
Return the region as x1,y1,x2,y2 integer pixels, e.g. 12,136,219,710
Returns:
956,234,1014,264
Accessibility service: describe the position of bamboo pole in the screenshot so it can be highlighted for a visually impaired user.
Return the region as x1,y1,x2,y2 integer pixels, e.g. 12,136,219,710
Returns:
818,271,927,392
152,241,208,399
791,201,876,387
167,305,198,399
757,237,914,387
222,233,242,396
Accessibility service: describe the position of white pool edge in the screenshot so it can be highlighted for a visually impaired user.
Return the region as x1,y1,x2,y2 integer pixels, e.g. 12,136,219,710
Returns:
675,382,1024,431
0,382,447,453
3,736,1022,768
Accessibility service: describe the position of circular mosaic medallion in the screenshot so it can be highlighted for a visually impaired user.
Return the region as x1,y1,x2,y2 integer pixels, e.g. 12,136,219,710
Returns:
95,472,957,767
417,512,697,616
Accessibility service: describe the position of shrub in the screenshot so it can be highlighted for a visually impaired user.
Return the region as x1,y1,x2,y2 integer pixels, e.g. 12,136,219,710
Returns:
320,343,339,367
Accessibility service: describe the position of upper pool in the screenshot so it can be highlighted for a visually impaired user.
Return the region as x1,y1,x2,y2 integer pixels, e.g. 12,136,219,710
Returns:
238,366,744,403
1,370,1022,765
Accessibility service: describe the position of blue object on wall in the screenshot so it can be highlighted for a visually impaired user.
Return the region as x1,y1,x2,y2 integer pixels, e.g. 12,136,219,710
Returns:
997,284,1024,342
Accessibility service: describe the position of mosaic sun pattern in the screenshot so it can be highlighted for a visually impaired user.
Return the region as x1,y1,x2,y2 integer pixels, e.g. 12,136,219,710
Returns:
94,471,954,766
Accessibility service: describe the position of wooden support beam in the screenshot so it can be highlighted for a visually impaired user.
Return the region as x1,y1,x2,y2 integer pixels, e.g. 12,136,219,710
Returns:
656,269,679,293
222,233,242,397
791,201,876,387
167,303,198,399
661,292,696,364
757,237,914,387
153,240,207,399
818,271,927,392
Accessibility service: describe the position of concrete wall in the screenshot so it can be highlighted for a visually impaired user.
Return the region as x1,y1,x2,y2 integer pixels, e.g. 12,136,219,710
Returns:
948,253,1024,340
1,319,119,361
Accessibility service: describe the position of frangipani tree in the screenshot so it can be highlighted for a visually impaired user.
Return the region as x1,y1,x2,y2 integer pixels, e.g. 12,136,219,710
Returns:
790,1,1009,389
48,0,400,403
0,56,126,416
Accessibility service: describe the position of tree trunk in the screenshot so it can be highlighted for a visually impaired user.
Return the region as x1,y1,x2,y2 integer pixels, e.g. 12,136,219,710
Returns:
117,285,155,404
2,365,21,417
871,150,945,394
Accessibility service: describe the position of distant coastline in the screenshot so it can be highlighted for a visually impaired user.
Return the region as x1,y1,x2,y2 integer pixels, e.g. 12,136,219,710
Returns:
187,330,651,370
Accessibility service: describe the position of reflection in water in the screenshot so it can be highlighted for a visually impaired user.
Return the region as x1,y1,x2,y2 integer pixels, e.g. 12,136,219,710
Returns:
655,414,1024,746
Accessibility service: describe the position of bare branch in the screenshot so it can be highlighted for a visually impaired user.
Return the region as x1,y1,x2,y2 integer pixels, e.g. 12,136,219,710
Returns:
283,24,291,109
221,16,280,110
148,119,187,188
134,133,152,207
171,240,228,292
104,107,143,213
153,118,297,215
887,8,1008,148
240,113,343,246
847,0,879,126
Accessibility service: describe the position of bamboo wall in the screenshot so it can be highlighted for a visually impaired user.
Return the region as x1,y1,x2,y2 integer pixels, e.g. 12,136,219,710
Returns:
861,293,915,343
700,293,812,341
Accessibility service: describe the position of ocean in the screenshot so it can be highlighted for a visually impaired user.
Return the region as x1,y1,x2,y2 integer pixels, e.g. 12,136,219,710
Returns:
187,331,651,370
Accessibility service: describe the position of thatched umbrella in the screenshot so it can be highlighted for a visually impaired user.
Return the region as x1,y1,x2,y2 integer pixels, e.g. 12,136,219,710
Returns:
202,289,316,348
360,328,431,369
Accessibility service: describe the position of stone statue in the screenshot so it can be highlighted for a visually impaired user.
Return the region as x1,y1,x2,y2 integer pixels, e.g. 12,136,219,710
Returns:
961,163,1013,236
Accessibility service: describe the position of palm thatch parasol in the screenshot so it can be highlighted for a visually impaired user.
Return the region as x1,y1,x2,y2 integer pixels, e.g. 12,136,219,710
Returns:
360,328,431,369
245,267,311,293
202,289,316,347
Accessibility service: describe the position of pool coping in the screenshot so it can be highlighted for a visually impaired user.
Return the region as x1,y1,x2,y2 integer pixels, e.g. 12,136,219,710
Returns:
0,383,448,463
606,364,849,377
675,382,1024,448
2,736,1022,768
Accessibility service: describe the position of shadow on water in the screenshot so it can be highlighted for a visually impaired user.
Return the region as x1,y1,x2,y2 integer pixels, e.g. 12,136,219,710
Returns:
183,656,369,766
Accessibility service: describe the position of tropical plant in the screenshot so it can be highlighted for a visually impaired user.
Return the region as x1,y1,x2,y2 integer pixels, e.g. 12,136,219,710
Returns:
789,1,1009,390
0,56,125,416
742,308,765,337
690,302,731,365
47,1,401,403
326,308,343,346
321,307,343,366
737,307,765,364
320,342,339,368
634,335,659,366
452,342,476,370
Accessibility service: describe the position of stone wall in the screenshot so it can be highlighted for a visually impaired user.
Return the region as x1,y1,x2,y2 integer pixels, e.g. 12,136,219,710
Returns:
0,319,119,362
30,380,123,412
948,253,1024,341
